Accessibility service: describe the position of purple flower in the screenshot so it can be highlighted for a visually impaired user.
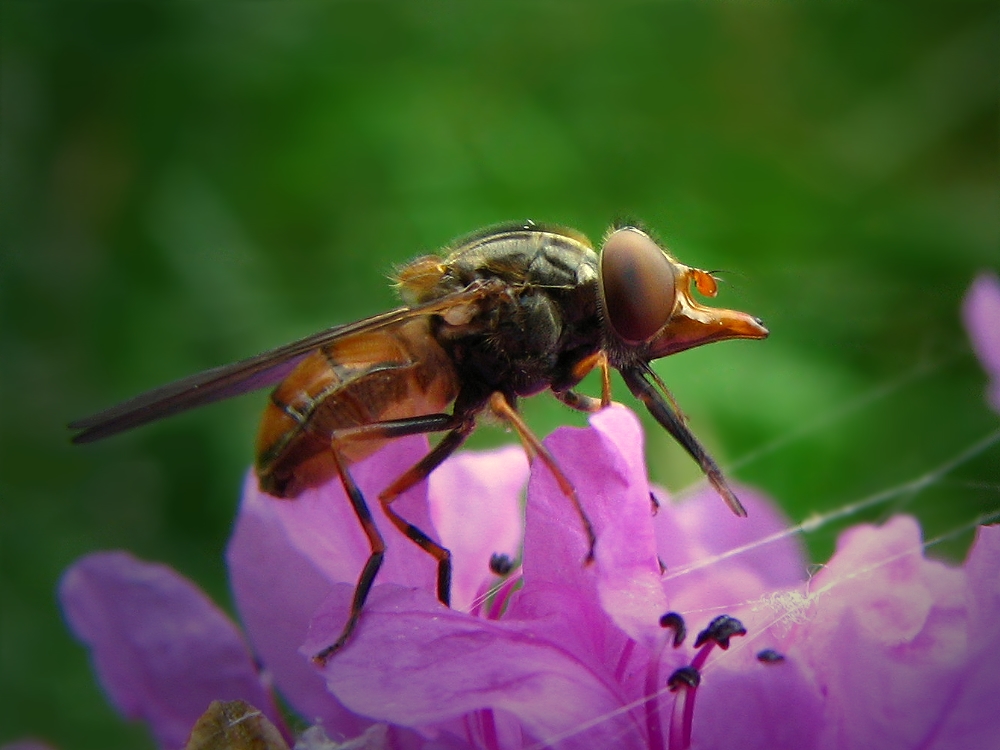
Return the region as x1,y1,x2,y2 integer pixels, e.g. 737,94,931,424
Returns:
60,407,1000,749
58,552,288,749
963,272,1000,413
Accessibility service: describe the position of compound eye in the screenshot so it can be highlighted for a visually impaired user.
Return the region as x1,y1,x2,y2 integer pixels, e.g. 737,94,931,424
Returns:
600,228,677,343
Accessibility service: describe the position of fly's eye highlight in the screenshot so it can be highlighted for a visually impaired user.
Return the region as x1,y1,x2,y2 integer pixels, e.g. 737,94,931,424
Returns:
599,228,677,343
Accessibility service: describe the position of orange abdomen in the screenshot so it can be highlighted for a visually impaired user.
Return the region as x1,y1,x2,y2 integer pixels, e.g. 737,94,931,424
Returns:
255,318,458,498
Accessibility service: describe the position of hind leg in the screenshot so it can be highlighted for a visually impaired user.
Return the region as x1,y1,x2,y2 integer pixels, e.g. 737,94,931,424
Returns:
312,413,473,663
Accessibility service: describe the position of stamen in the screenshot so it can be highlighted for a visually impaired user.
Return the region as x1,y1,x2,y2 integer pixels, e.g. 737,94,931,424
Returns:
644,611,694,750
667,667,700,750
666,616,748,750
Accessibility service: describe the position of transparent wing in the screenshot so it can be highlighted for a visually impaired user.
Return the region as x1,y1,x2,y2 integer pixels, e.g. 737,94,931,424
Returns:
70,281,504,443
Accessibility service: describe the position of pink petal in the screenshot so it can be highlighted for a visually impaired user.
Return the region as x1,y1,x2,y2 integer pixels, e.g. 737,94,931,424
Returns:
649,481,807,637
307,585,647,749
964,524,1000,624
428,446,528,612
239,434,439,589
228,435,440,730
227,474,372,735
921,525,1000,749
789,517,999,749
303,413,665,746
809,517,953,646
518,406,667,650
694,655,824,750
963,272,1000,412
59,552,284,750
658,482,807,587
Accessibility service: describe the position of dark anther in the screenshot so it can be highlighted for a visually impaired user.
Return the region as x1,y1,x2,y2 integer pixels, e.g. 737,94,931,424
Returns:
756,649,785,664
659,611,687,648
649,491,660,515
489,553,515,576
694,615,747,650
667,666,701,692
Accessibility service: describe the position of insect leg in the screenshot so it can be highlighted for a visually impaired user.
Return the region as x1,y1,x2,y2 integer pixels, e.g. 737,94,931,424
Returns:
314,413,474,664
488,392,597,563
553,389,604,413
377,416,477,607
620,365,747,517
313,447,385,665
598,352,612,407
559,351,613,408
332,413,457,442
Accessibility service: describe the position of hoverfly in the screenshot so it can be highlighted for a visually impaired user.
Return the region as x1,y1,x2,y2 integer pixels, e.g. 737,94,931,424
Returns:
71,221,768,662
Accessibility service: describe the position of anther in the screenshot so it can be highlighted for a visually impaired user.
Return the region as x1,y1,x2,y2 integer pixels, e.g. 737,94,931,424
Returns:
489,553,515,576
693,615,747,650
757,648,785,664
659,611,687,648
667,666,701,692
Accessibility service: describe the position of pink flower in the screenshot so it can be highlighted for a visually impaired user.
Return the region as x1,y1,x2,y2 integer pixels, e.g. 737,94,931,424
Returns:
58,552,288,750
963,272,1000,413
60,407,1000,749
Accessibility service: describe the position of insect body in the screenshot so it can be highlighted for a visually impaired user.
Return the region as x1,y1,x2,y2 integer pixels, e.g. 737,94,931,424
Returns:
71,221,768,662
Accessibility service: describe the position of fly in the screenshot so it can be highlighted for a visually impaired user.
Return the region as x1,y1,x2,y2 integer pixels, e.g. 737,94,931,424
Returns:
70,220,769,662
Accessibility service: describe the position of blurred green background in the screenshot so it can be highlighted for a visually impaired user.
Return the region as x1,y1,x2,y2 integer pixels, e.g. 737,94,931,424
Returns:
2,1,997,748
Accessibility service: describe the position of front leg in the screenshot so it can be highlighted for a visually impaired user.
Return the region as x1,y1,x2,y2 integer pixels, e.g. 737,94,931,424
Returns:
553,351,613,411
489,392,597,563
553,388,604,413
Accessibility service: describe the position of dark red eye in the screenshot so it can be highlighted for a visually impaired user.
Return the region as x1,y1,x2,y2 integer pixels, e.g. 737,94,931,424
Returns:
599,228,677,343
